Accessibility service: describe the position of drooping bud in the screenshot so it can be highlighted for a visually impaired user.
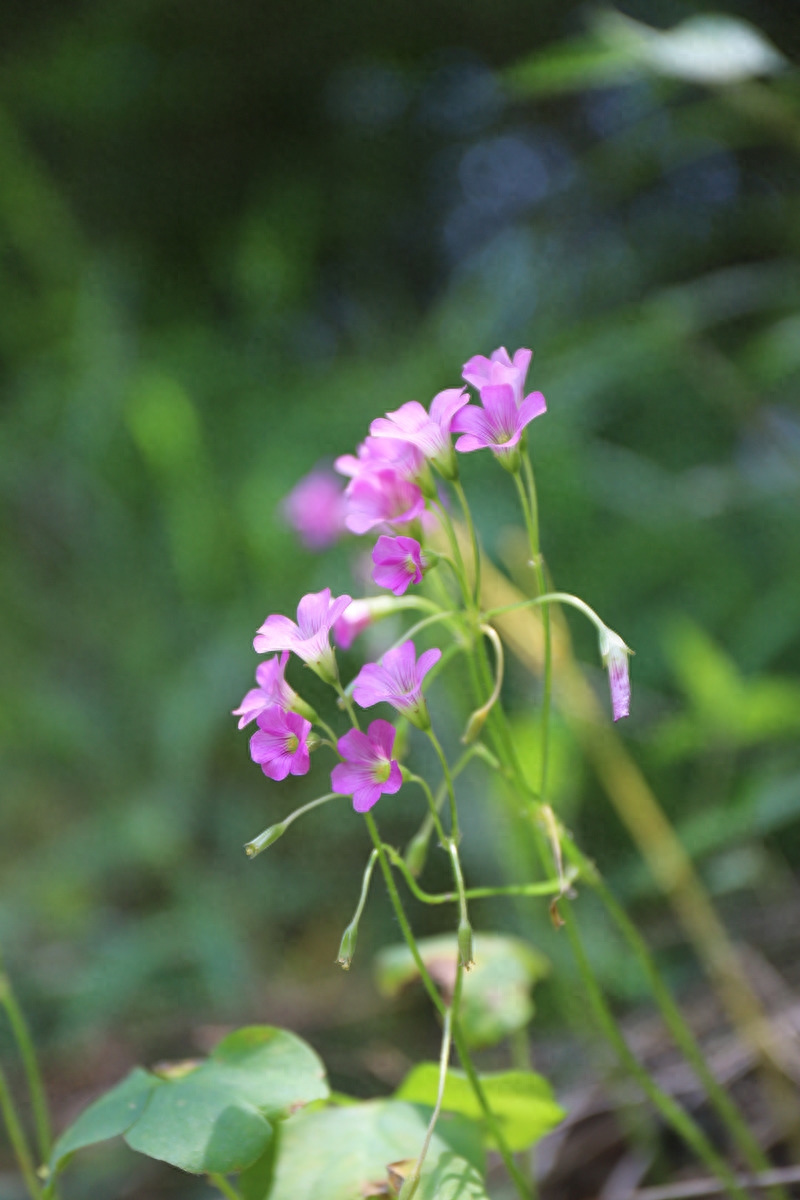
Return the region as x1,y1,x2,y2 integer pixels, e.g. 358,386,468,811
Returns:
404,828,432,878
598,626,633,722
245,823,286,858
336,921,359,970
457,918,475,970
461,705,489,744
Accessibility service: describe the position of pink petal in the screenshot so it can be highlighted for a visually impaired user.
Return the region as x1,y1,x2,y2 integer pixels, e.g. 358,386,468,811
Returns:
352,784,382,813
429,387,469,431
296,589,333,638
368,718,396,760
384,760,403,795
517,390,547,430
416,647,443,682
253,613,299,654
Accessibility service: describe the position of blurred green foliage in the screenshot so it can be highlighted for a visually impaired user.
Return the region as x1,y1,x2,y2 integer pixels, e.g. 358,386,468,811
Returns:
1,0,800,1191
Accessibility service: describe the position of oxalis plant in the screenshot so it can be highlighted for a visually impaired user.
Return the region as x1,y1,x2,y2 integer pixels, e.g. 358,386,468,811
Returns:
1,348,779,1200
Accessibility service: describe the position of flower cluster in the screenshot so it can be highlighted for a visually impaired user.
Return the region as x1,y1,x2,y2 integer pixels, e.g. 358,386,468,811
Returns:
235,343,631,821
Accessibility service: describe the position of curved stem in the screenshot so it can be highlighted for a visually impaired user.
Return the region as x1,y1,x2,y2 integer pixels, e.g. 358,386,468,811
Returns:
386,846,567,905
334,680,360,730
0,962,51,1161
561,901,748,1200
452,478,481,608
482,590,608,633
512,467,552,801
426,728,459,843
401,1008,454,1199
0,1063,43,1200
365,815,530,1200
245,792,340,857
562,837,783,1190
405,773,448,846
431,499,473,610
209,1174,243,1200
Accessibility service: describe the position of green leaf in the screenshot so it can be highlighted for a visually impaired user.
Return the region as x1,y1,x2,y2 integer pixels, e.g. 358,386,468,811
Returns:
207,1025,329,1118
266,1099,486,1200
48,1025,330,1181
124,1070,273,1174
48,1068,160,1177
396,1066,566,1152
374,934,549,1048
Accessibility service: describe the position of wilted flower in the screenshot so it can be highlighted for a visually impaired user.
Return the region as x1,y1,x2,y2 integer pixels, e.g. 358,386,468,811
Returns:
451,382,546,470
372,535,427,596
462,346,532,407
342,468,426,536
249,706,312,780
331,719,403,813
598,627,632,721
352,640,442,730
232,652,297,728
254,588,352,684
281,468,346,551
369,389,469,479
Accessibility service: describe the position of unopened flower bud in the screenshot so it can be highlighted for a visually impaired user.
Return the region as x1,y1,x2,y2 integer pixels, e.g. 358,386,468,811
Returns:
457,918,475,969
244,823,286,858
598,626,633,722
336,921,359,970
404,829,431,878
461,706,489,744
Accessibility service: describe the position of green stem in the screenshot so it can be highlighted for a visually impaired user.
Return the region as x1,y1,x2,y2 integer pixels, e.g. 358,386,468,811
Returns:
452,478,481,608
209,1173,243,1200
405,773,449,846
0,1063,43,1200
426,728,459,843
386,845,566,906
245,792,340,857
562,837,782,1190
0,964,51,1161
334,680,360,730
560,901,748,1200
400,1008,454,1199
365,815,530,1200
482,590,608,632
512,466,552,801
431,499,473,610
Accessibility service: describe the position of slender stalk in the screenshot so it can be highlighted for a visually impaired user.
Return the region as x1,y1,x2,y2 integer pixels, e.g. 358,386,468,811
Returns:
512,466,552,801
562,837,782,1189
400,1008,454,1199
0,962,51,1160
364,814,530,1200
431,499,473,610
405,773,448,846
245,792,340,857
337,849,379,969
452,478,481,609
0,1063,43,1200
404,743,488,874
482,590,609,631
426,728,459,842
561,902,748,1200
209,1173,243,1200
334,680,360,730
385,844,565,905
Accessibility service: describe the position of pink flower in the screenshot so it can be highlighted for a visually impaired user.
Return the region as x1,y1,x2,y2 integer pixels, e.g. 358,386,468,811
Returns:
254,588,352,684
331,719,403,813
232,652,296,729
335,437,425,487
451,382,546,470
599,629,632,722
462,347,532,407
369,389,469,480
343,468,426,536
372,535,427,596
249,706,312,781
334,600,373,650
281,468,346,551
352,640,442,730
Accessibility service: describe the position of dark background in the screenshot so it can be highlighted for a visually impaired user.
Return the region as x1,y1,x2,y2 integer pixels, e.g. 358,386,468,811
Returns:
1,1,799,1195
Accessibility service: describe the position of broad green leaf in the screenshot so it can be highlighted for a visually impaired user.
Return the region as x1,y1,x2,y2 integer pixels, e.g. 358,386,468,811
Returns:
266,1099,486,1200
48,1026,329,1181
375,934,549,1048
124,1070,272,1174
48,1068,160,1177
206,1025,329,1117
396,1066,566,1151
